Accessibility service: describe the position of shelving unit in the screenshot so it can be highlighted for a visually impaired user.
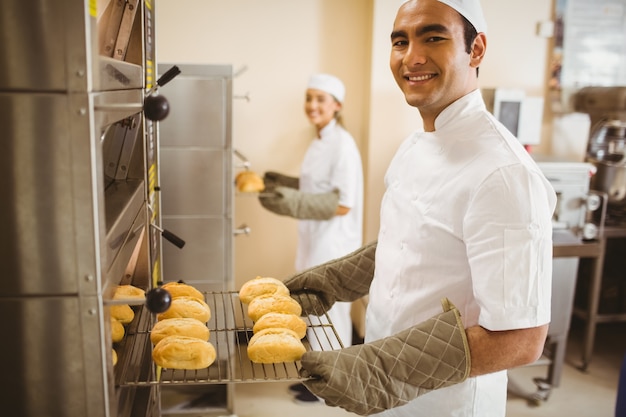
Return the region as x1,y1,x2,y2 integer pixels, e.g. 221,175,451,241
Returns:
156,63,236,416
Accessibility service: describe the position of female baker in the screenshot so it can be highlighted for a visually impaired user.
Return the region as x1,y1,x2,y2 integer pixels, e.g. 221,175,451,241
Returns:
258,73,364,403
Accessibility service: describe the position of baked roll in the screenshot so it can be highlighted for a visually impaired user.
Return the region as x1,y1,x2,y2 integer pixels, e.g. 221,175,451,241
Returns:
152,335,216,370
247,294,302,322
111,317,125,343
239,276,290,304
114,284,145,300
247,328,306,363
235,171,265,193
252,312,307,339
110,304,134,324
161,281,204,301
150,317,210,345
157,296,211,323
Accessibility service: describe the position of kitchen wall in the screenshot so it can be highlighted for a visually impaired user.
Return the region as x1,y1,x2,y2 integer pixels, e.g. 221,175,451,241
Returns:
156,0,555,287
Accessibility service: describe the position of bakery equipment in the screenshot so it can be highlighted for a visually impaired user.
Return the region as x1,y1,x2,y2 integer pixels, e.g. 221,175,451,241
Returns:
575,87,626,218
0,0,163,415
482,88,544,146
569,86,626,372
538,161,606,241
0,2,343,415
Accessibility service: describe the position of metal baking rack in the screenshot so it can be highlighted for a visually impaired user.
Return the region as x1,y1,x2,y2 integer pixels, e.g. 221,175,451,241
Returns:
117,291,342,387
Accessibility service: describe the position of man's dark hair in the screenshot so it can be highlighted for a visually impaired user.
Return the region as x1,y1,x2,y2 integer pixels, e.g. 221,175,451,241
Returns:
460,14,480,76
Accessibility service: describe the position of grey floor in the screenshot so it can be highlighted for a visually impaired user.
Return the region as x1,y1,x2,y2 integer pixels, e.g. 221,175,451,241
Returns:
233,319,626,417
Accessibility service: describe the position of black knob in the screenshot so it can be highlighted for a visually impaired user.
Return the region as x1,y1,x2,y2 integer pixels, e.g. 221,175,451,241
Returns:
145,287,172,313
144,94,170,121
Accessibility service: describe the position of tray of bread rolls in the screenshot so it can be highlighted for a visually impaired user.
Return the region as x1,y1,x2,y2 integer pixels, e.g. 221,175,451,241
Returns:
116,278,343,387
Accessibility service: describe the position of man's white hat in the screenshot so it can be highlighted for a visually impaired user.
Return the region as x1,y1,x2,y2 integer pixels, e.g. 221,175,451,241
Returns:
307,74,346,103
437,0,488,34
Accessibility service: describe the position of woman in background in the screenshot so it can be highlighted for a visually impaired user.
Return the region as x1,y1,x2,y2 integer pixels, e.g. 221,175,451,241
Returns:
259,73,364,403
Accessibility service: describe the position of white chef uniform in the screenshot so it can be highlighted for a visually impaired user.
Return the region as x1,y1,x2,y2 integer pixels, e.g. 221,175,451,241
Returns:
366,90,556,416
296,118,364,350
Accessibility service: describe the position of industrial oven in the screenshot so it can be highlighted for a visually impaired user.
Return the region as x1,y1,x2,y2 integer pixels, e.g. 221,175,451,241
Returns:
0,2,340,416
0,0,162,415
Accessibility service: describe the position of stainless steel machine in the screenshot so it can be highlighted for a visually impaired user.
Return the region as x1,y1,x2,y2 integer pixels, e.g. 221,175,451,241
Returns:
575,86,626,223
0,0,161,415
571,86,626,371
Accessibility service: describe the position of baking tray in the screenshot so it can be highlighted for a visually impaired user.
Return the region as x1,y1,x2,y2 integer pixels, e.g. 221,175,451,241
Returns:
117,291,343,387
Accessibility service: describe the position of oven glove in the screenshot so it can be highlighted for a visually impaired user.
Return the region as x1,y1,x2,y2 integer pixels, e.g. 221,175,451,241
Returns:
258,185,339,220
283,241,376,315
299,298,471,416
263,171,300,191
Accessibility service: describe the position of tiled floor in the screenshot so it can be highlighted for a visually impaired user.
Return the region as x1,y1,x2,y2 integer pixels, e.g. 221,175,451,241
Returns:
233,319,626,417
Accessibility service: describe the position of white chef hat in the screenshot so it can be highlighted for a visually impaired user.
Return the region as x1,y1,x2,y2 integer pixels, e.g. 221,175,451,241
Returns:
437,0,488,34
307,73,346,103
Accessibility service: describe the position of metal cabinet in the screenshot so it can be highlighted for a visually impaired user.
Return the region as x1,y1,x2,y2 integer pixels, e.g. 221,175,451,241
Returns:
0,1,161,416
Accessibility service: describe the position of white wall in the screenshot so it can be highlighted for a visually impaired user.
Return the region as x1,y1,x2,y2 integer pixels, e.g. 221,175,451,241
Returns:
156,0,554,286
156,0,373,287
364,0,554,242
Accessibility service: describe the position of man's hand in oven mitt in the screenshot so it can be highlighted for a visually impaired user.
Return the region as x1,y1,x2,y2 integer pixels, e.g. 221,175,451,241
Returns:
283,242,376,315
258,186,339,220
300,298,471,416
262,171,300,191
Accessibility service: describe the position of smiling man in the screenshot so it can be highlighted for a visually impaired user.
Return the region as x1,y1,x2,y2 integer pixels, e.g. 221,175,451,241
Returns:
282,1,557,416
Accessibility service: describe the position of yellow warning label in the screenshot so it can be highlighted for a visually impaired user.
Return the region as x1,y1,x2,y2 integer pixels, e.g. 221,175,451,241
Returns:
89,0,97,17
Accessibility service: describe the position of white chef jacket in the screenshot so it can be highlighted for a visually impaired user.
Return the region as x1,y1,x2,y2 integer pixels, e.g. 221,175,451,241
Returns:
296,119,364,349
366,90,556,417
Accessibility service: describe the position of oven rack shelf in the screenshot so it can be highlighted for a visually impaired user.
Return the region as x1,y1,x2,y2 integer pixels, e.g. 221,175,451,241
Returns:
117,291,343,387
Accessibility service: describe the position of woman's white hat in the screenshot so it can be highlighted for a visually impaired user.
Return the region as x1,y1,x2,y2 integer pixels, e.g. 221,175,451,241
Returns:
437,0,488,34
307,74,345,103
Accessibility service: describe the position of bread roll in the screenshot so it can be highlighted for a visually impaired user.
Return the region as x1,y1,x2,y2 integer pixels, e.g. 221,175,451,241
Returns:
253,312,307,339
247,328,306,363
150,318,210,345
157,296,211,323
152,335,216,370
114,284,145,300
247,294,302,322
111,304,134,324
235,171,265,193
161,281,204,301
239,276,290,304
111,318,125,343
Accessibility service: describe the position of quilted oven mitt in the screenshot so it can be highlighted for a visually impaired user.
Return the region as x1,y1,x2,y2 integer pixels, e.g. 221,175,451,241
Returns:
283,242,376,315
258,185,339,220
300,298,471,416
263,171,300,190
